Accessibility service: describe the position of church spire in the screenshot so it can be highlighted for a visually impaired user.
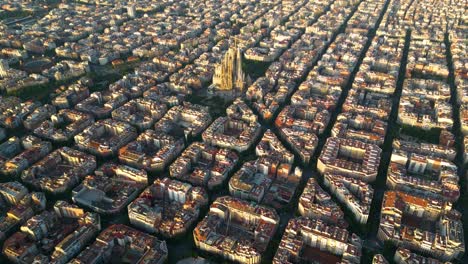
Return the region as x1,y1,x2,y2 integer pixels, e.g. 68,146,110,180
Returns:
212,37,248,93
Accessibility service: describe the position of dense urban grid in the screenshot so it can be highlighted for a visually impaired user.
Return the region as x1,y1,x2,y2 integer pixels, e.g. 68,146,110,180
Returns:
0,0,466,263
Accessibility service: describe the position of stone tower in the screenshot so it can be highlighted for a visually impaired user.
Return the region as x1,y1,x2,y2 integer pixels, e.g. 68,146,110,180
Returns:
212,40,249,92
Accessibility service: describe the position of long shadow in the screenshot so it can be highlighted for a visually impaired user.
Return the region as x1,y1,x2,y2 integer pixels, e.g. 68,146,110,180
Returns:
445,33,468,264
258,0,396,263
362,29,411,263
